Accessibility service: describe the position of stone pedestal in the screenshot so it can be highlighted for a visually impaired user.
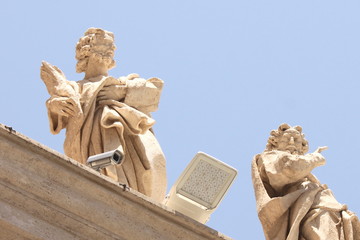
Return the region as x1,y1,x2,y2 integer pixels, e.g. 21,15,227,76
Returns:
0,124,232,240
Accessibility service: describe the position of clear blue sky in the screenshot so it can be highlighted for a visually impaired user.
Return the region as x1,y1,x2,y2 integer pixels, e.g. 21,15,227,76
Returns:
1,1,360,239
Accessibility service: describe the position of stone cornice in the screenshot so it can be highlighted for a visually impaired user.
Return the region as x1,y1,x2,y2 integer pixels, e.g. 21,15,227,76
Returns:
0,124,233,240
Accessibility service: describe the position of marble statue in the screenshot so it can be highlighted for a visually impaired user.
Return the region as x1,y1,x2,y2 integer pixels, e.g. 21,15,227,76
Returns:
40,28,166,202
252,123,360,240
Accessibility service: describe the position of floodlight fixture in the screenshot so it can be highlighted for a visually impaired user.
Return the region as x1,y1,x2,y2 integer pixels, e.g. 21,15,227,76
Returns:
164,152,237,224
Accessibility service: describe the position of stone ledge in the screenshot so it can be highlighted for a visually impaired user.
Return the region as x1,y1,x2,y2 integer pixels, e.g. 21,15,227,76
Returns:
0,124,233,240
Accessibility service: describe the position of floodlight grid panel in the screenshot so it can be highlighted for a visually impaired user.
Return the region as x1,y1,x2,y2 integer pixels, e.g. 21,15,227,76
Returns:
177,155,236,209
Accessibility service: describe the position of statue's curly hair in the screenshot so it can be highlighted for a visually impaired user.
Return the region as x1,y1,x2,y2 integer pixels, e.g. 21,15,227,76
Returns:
265,123,309,154
75,28,116,73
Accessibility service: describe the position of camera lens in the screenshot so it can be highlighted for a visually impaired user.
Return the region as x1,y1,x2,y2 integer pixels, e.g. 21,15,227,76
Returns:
112,152,122,164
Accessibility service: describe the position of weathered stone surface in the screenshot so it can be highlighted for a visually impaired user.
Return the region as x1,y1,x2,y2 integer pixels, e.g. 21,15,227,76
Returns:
40,28,166,202
252,123,360,240
0,124,232,240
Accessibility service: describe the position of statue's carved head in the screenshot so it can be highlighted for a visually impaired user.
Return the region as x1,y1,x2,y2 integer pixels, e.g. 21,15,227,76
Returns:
75,28,116,73
265,123,309,155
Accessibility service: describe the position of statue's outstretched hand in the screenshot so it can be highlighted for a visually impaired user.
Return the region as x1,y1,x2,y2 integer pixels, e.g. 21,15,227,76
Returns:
315,146,328,153
41,61,66,84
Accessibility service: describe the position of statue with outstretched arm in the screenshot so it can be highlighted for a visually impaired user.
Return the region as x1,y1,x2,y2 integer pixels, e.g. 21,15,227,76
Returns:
252,123,360,240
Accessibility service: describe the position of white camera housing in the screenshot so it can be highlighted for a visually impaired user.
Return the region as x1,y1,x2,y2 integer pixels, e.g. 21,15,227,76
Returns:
87,149,124,171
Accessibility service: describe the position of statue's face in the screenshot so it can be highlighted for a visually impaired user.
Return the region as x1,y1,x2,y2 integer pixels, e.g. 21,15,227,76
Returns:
88,43,115,68
87,32,116,68
277,129,303,154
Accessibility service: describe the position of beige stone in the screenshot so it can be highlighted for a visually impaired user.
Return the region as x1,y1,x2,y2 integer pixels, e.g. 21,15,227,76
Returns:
252,123,360,240
40,28,166,202
0,124,232,240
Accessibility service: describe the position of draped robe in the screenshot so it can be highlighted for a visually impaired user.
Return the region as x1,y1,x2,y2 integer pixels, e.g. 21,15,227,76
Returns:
46,76,166,202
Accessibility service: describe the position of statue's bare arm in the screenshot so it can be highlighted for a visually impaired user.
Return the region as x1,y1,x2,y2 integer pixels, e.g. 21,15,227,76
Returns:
281,151,326,179
263,148,327,190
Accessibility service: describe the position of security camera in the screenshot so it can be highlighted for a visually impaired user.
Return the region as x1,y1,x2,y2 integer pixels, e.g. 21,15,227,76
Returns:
87,149,124,171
